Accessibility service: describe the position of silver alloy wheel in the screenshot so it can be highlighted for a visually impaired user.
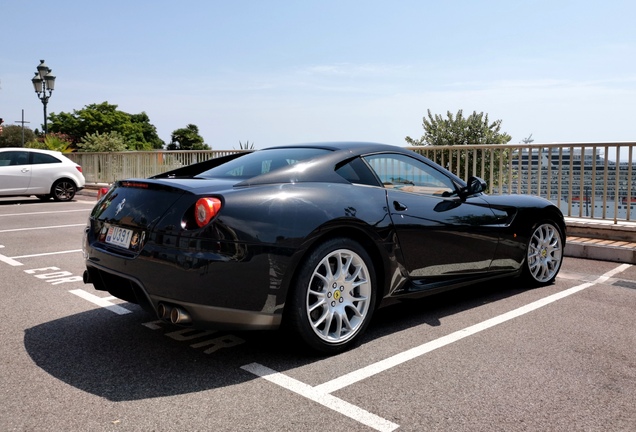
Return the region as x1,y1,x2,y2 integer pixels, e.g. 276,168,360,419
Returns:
306,248,372,344
527,223,563,283
53,180,76,201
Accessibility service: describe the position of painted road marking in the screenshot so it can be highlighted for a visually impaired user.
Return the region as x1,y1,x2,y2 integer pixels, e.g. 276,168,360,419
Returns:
0,252,23,266
0,224,86,233
0,245,23,266
241,362,399,432
69,289,132,315
10,249,83,259
0,209,90,217
242,263,631,432
142,321,246,355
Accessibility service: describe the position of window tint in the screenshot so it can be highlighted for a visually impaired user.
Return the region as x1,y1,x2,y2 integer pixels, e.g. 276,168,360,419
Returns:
363,153,456,196
335,157,382,186
198,148,330,179
32,153,61,164
0,151,29,166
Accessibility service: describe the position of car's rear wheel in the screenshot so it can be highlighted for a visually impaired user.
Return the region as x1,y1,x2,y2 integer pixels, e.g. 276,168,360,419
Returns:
51,179,77,201
286,238,375,354
522,221,564,286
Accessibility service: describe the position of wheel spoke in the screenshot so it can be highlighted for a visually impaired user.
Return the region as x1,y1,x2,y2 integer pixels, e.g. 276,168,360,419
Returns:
305,247,372,344
526,223,563,283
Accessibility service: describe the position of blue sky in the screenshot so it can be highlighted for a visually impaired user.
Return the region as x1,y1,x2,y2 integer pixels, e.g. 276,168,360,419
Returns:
1,0,635,149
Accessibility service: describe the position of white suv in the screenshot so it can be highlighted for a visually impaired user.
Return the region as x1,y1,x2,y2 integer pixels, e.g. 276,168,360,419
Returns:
0,148,86,201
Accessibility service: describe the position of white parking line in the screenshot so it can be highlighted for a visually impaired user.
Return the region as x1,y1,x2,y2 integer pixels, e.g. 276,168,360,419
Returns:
0,224,85,233
0,209,90,217
242,263,631,432
0,253,23,266
69,289,132,315
10,249,83,259
241,363,399,432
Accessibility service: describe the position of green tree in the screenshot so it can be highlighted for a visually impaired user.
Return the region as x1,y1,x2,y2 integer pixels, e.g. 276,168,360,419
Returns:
167,124,209,150
405,109,512,187
48,102,164,150
406,109,511,146
0,124,36,147
26,133,73,152
77,131,128,152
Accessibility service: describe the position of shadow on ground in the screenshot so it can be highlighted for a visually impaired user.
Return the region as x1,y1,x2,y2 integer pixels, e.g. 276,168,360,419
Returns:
24,277,532,401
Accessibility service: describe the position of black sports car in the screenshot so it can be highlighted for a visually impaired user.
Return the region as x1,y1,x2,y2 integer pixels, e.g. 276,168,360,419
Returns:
83,142,565,353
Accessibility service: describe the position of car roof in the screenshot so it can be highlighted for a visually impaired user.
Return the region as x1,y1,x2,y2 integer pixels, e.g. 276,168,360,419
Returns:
235,142,431,186
265,141,404,155
154,141,465,188
0,147,64,156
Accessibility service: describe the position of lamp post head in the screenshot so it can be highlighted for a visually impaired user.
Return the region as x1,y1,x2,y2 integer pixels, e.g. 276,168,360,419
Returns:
44,70,56,92
32,72,43,93
36,60,49,79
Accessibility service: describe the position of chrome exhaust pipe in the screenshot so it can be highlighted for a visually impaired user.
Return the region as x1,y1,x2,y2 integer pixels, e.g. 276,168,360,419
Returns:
157,303,172,320
170,307,192,325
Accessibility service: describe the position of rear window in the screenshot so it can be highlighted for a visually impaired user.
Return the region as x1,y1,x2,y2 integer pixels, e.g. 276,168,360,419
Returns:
197,148,330,179
32,153,62,164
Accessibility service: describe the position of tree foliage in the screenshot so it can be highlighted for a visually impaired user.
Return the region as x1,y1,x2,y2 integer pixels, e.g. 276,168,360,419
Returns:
77,131,128,152
48,102,164,150
0,125,37,147
166,124,209,150
405,109,511,146
25,133,74,152
405,109,512,188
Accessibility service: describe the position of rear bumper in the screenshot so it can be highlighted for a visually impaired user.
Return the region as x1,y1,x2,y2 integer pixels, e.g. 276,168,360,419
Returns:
85,262,282,330
151,294,282,330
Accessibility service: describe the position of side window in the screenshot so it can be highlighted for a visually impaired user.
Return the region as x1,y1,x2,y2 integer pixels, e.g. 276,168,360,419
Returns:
363,153,456,196
335,157,382,186
0,151,29,166
0,152,13,166
32,153,61,165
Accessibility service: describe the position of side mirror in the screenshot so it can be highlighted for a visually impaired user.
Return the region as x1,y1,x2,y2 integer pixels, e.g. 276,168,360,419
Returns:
461,176,487,197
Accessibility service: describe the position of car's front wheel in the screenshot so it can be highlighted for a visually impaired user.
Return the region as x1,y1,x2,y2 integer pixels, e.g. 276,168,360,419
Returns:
286,238,376,354
521,220,564,286
51,179,77,201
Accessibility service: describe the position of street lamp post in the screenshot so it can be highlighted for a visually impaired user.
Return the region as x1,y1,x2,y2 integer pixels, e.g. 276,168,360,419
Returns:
31,60,56,135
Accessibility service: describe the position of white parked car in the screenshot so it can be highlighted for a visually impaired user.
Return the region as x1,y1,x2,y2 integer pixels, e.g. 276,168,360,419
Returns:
0,147,85,201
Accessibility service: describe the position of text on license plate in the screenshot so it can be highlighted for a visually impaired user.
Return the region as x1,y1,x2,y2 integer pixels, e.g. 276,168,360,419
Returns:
105,226,134,248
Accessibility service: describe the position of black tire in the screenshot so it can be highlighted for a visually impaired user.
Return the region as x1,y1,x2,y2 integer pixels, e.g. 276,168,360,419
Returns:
51,179,77,202
285,238,376,354
521,220,564,286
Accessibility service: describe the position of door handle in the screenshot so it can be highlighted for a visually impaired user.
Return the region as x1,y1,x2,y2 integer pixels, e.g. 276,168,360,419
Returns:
393,201,407,211
21,168,30,173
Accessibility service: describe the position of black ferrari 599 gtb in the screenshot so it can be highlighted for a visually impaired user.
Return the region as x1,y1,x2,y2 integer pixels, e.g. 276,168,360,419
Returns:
83,142,565,353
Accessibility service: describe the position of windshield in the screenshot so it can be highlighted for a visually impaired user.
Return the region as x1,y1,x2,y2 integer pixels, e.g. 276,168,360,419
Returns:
197,148,331,179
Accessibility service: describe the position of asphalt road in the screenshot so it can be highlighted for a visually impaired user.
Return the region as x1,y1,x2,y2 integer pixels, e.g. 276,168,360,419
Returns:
1,195,635,431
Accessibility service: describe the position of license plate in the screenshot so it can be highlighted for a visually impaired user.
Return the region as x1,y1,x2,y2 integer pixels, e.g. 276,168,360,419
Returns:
105,226,134,249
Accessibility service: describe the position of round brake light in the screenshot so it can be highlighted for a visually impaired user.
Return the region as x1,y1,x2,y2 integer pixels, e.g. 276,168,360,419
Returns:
195,198,222,227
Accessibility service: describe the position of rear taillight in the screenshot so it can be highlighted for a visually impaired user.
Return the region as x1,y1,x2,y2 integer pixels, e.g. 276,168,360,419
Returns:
76,166,83,173
195,198,222,227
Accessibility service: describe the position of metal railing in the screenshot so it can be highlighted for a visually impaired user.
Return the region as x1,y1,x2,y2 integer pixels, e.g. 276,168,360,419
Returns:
67,142,636,223
67,150,246,184
408,142,636,223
